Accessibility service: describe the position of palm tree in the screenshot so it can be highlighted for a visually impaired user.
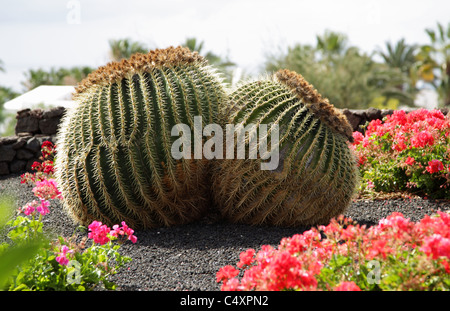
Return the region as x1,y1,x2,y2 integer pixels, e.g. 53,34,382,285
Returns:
316,30,349,58
264,29,415,109
378,39,417,74
377,39,418,105
108,38,149,61
415,22,450,107
181,37,236,83
183,37,205,55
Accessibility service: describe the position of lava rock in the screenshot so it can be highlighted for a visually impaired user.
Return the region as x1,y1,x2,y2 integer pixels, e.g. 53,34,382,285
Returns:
0,144,16,162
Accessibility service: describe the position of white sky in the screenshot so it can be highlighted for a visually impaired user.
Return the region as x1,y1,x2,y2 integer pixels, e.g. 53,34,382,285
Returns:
0,0,449,92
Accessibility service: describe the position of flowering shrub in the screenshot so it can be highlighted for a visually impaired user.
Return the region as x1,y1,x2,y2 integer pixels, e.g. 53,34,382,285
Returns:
351,109,450,199
1,141,136,291
21,140,56,184
217,211,450,291
5,217,136,291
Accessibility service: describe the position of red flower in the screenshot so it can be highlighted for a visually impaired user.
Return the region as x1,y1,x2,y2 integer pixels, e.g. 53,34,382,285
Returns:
420,234,450,259
389,110,407,126
358,156,367,166
352,131,364,145
392,132,407,151
265,251,316,290
426,159,444,174
334,281,362,291
220,277,241,291
366,239,393,260
405,156,415,165
216,265,239,283
366,119,383,137
279,230,321,255
31,161,41,171
411,130,434,149
237,249,256,268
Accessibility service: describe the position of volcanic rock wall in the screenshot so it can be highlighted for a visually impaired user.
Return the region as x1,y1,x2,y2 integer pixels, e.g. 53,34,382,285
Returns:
0,107,65,175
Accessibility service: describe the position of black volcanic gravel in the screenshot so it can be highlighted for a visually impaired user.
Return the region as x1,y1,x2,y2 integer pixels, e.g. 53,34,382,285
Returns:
1,173,449,291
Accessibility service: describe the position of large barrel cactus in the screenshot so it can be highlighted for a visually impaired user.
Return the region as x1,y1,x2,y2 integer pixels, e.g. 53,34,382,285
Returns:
212,69,359,227
55,46,227,229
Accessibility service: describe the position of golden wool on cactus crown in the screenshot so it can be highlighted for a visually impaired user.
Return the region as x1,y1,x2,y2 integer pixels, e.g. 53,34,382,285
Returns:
73,46,207,96
274,69,354,143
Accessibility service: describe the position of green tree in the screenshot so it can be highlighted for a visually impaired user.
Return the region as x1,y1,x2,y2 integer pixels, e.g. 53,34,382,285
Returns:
0,86,19,119
414,22,450,107
377,39,419,106
21,66,94,91
108,38,148,61
378,39,417,73
265,30,412,109
316,30,349,57
182,37,236,83
0,60,20,135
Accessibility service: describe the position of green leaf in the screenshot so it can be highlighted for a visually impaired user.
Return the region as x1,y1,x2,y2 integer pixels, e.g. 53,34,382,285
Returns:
437,23,445,42
0,240,43,289
426,29,436,43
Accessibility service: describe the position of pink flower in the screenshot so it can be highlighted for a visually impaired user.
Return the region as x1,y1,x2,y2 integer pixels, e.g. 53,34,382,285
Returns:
362,137,370,148
334,281,362,291
36,199,50,216
20,199,50,216
110,221,137,243
32,178,62,200
88,221,111,245
56,245,73,266
426,159,444,174
21,201,38,216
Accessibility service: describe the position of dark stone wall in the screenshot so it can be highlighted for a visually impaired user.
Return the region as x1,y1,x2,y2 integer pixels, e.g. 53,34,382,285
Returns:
0,107,65,175
0,106,448,175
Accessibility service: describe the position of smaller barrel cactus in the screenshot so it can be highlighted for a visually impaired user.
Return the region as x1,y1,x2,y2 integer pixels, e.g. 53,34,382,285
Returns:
212,69,359,227
55,46,227,229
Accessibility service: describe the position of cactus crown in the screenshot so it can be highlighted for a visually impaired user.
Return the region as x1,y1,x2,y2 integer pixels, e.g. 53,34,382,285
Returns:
74,46,206,95
275,69,354,142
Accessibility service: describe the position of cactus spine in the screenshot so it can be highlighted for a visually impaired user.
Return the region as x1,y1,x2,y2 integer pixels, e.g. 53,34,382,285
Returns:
55,46,227,229
212,69,359,226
